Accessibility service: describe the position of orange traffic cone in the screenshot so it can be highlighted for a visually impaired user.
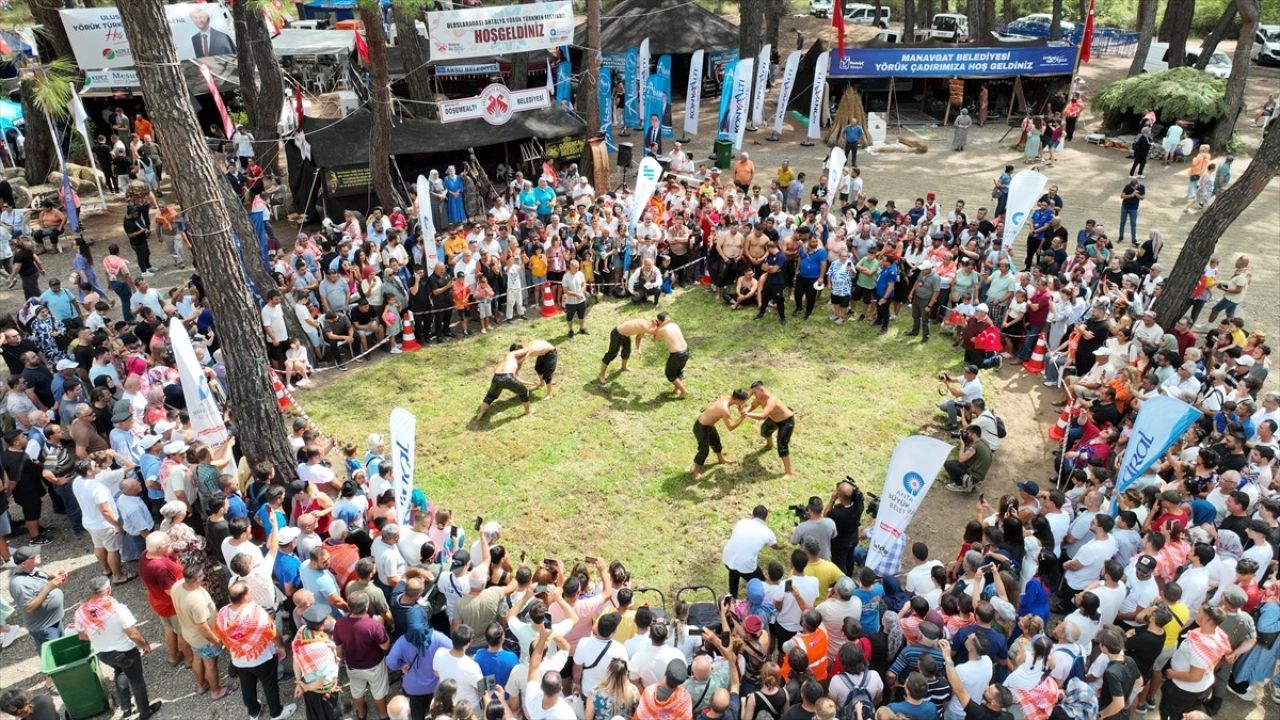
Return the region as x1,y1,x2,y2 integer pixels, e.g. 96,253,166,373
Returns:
700,264,712,286
539,282,560,318
273,375,292,410
1023,334,1047,374
401,311,422,351
1047,405,1072,441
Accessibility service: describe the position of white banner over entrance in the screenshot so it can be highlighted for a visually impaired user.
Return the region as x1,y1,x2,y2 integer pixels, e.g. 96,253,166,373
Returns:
61,3,236,70
169,318,229,449
389,407,417,526
436,83,551,125
426,0,574,61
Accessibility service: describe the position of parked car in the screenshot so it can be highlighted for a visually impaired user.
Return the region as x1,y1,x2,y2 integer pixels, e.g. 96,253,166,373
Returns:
1143,41,1233,79
1252,24,1280,65
844,3,891,27
875,28,905,43
1007,13,1076,38
924,13,969,41
810,0,833,18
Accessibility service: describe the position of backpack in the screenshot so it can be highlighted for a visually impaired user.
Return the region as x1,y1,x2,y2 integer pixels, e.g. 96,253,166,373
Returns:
992,412,1008,438
1055,647,1087,684
836,672,874,720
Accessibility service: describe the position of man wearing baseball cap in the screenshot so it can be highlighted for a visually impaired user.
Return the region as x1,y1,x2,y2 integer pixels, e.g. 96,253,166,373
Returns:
906,260,941,342
938,365,983,431
7,546,66,650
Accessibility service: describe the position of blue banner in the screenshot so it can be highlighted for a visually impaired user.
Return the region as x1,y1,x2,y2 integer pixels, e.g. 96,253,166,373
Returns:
623,47,639,129
829,45,1076,78
555,45,572,109
656,54,673,138
1114,396,1202,492
716,59,736,140
599,67,615,153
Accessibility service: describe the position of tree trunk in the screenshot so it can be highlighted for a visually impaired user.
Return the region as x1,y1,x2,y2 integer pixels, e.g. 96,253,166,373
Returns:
232,0,286,173
765,0,786,50
1163,0,1195,66
24,0,75,60
740,0,764,128
1002,0,1014,23
392,0,433,104
115,0,300,484
1209,0,1258,150
922,0,935,36
359,2,405,210
1050,0,1063,39
507,0,537,91
1129,0,1159,76
1152,123,1279,328
19,80,56,186
903,0,916,44
981,0,996,42
1196,3,1237,69
581,0,601,134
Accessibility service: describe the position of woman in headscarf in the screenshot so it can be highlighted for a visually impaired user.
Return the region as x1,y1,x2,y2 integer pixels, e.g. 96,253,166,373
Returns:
443,166,465,224
1130,127,1153,178
1214,529,1244,590
734,578,778,627
1137,229,1163,270
28,305,68,363
427,169,448,232
953,108,973,151
159,500,230,606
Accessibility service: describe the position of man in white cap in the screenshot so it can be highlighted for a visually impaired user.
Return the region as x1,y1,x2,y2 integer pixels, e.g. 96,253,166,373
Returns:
160,439,193,507
372,524,407,596
906,261,941,342
1063,346,1120,403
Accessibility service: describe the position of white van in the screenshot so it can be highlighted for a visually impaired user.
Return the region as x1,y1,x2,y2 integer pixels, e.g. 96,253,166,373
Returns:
844,3,891,27
1143,41,1233,79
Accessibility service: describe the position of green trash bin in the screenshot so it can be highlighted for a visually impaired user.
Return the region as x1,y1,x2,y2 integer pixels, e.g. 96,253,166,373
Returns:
713,138,733,170
40,634,109,719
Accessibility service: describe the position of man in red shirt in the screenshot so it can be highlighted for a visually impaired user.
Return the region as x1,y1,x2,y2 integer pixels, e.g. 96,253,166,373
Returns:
1171,317,1198,360
1017,278,1053,364
137,530,189,667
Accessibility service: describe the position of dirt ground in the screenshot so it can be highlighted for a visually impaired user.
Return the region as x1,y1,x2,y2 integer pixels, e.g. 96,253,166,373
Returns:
1,31,1278,719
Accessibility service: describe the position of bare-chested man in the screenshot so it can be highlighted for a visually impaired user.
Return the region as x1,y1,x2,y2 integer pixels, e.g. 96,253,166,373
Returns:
744,225,769,277
474,344,533,420
597,317,654,384
746,380,795,479
654,312,689,398
692,389,749,479
517,339,558,398
715,226,744,290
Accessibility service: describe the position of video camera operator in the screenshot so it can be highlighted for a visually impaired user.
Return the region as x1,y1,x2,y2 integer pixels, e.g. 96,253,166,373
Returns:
825,480,866,575
937,365,983,431
968,398,1002,453
790,496,837,561
944,425,992,494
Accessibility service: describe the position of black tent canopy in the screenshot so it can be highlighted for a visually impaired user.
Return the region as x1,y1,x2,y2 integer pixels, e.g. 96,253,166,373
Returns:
574,0,739,55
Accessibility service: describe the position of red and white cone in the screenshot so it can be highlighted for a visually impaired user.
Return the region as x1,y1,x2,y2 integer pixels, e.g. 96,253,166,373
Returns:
1047,405,1072,441
700,264,712,285
1023,334,1047,374
401,311,422,351
539,282,560,318
273,376,292,410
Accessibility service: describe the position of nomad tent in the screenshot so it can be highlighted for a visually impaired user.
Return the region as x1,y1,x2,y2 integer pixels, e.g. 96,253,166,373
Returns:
286,107,586,220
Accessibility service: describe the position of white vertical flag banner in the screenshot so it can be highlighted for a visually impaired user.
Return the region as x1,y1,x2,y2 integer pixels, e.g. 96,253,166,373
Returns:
1115,396,1202,492
728,58,754,150
636,38,650,130
68,87,94,156
389,407,417,526
169,318,229,448
631,156,664,226
865,435,953,576
807,51,829,141
825,146,845,206
684,49,704,136
1000,169,1049,252
751,43,771,127
772,51,801,136
415,175,438,268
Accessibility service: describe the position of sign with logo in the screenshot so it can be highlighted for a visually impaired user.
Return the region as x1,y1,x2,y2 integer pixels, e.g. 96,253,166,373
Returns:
1115,396,1202,492
169,318,229,448
324,165,372,197
544,135,586,161
83,69,139,89
1001,168,1048,251
865,435,953,576
426,0,574,61
61,3,236,70
437,83,551,125
435,63,501,78
830,45,1075,78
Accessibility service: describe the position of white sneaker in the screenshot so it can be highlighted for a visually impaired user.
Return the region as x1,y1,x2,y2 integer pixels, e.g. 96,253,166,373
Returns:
140,270,155,278
296,378,313,388
1230,687,1256,702
271,704,297,720
0,624,18,648
390,345,403,354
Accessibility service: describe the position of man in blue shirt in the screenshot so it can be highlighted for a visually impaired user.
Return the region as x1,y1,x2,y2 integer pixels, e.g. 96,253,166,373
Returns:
753,240,788,324
873,254,897,334
473,622,518,686
842,118,864,168
993,164,1013,217
793,229,828,320
1026,200,1056,271
273,525,304,597
533,180,556,224
39,278,81,323
886,672,941,720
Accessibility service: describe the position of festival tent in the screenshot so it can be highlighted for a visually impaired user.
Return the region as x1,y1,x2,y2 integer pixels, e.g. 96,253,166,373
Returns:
285,107,586,221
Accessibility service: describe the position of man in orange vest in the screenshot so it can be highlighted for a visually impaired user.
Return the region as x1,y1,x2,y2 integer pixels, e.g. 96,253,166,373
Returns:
780,609,830,681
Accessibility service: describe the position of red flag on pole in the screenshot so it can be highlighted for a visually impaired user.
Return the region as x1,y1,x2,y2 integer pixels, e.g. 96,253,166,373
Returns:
1079,0,1096,63
832,0,846,57
198,62,234,139
294,85,304,127
354,28,370,64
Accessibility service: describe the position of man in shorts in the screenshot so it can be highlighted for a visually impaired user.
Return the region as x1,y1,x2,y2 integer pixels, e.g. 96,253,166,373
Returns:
654,312,689,398
746,381,796,480
475,345,533,421
693,390,749,479
171,562,231,699
598,317,655,384
518,339,558,399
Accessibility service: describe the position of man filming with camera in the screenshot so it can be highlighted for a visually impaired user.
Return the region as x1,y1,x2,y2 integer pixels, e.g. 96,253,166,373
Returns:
944,425,992,494
790,497,838,561
825,480,867,576
937,365,983,431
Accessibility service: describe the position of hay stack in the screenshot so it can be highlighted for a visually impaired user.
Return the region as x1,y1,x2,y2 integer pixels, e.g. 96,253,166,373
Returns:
823,87,867,148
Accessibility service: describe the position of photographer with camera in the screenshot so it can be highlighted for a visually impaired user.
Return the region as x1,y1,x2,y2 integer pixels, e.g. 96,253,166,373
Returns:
937,366,983,431
826,480,867,576
968,399,1002,454
791,497,838,561
943,425,992,494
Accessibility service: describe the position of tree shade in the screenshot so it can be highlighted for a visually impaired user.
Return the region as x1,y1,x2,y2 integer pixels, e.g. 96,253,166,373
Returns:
1093,67,1228,129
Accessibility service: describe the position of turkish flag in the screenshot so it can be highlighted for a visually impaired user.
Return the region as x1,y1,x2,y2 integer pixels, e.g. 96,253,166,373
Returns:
973,325,1003,353
832,0,846,56
354,28,370,64
1079,0,1096,63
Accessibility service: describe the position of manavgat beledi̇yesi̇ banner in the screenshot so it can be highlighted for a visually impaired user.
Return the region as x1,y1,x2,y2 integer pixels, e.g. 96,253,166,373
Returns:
829,45,1075,78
